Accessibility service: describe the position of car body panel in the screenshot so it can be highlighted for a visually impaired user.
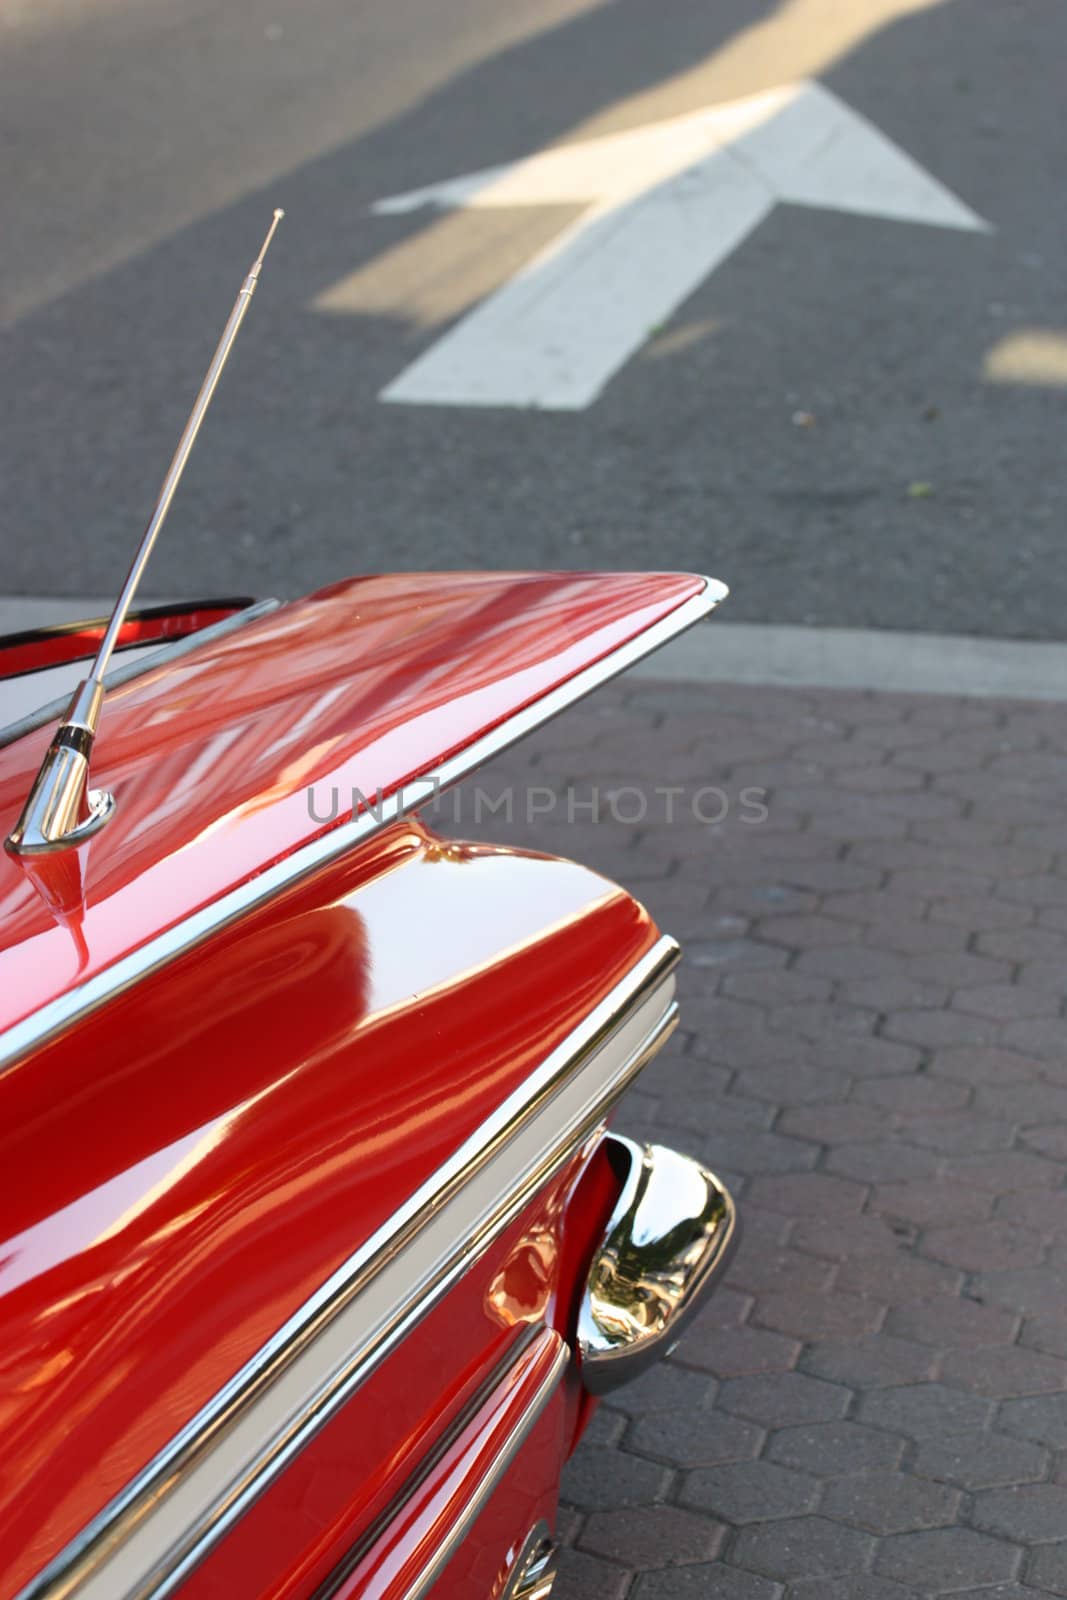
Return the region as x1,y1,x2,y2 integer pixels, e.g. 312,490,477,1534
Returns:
0,817,664,1598
308,1327,570,1600
180,1246,581,1599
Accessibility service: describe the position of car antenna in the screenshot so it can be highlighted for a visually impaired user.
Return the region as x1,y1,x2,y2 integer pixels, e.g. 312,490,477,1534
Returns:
5,209,284,856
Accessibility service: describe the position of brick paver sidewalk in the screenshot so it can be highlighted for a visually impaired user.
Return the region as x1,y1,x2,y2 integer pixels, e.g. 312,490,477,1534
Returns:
455,675,1067,1599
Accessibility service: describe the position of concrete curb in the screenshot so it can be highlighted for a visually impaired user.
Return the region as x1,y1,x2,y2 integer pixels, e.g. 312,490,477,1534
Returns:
636,619,1067,701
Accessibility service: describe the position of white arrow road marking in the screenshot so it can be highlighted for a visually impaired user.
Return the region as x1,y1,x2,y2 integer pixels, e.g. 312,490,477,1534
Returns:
355,80,990,412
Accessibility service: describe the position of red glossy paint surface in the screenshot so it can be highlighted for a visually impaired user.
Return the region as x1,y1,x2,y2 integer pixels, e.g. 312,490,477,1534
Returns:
185,1228,573,1600
425,1374,565,1600
0,603,247,678
0,819,656,1598
181,1141,620,1600
324,1329,568,1600
0,571,705,1039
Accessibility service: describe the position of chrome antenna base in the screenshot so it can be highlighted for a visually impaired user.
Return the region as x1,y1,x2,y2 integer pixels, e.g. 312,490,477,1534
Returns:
5,680,114,856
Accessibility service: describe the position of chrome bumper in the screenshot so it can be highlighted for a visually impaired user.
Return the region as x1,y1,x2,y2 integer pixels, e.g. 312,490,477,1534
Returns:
577,1135,739,1395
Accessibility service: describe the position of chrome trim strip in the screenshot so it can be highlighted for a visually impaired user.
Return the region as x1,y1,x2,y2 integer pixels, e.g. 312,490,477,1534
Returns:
398,1340,567,1600
15,940,678,1600
0,599,281,750
398,1344,566,1600
309,1325,553,1600
0,578,724,1075
577,1135,740,1395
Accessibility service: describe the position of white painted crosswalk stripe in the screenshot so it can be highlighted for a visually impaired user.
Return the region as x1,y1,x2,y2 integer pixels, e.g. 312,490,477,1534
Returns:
364,80,990,412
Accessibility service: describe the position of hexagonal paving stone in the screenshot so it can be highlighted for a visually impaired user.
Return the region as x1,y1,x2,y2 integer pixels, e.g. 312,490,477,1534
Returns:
657,1090,771,1137
791,1213,918,1260
944,1588,1058,1600
1000,1191,1067,1232
938,1344,1067,1398
975,1083,1067,1129
578,1506,727,1568
755,1290,885,1342
580,1406,627,1447
1023,1314,1067,1358
834,1251,964,1302
759,914,864,950
734,1060,853,1106
801,1335,938,1390
731,1515,875,1580
778,1103,891,1143
955,983,1060,1021
632,1565,781,1600
874,1177,995,1225
874,1527,1022,1590
857,1383,995,1438
922,1221,1047,1273
671,1324,801,1378
827,1141,941,1185
560,1445,672,1512
554,1503,583,1545
819,1470,961,1534
911,1429,1050,1490
885,1295,1020,1347
929,1047,1040,1086
857,1074,970,1113
683,1287,754,1332
1028,1543,1067,1596
939,1151,1062,1191
785,1580,919,1600
552,1547,631,1600
971,1266,1067,1319
895,1113,1017,1152
695,1129,819,1178
767,1420,905,1476
615,1362,718,1415
971,1483,1067,1544
724,968,832,1006
1001,1393,1067,1449
1005,1017,1067,1061
883,1009,997,1050
680,1460,819,1524
727,1245,834,1297
744,1173,869,1216
1022,1125,1067,1161
718,1371,850,1427
628,1409,764,1468
820,1035,922,1079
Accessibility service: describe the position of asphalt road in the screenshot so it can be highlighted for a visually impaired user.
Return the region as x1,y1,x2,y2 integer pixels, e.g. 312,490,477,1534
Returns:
0,0,1064,638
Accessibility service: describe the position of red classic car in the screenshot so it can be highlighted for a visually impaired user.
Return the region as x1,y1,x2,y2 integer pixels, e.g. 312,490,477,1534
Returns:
0,220,738,1600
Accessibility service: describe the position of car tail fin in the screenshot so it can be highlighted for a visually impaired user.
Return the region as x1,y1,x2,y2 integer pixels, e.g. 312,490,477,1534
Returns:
0,571,725,1054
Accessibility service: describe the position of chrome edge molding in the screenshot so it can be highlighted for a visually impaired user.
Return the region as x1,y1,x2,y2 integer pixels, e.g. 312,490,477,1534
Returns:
399,1341,567,1600
577,1135,740,1395
0,578,725,1075
16,940,678,1600
309,1326,561,1600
